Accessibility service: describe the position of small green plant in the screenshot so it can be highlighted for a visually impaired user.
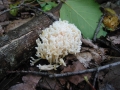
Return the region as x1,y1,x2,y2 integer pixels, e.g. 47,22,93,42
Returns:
37,0,57,11
84,76,96,90
9,0,57,16
9,2,19,16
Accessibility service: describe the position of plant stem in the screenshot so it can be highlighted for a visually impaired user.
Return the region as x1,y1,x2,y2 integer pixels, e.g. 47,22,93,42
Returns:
93,14,105,41
84,76,96,90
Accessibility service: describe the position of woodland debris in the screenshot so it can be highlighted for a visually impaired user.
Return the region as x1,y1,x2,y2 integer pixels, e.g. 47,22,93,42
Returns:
97,38,120,53
8,74,41,90
0,25,4,35
77,42,107,67
36,77,63,90
0,4,61,80
5,18,33,32
107,35,120,44
98,61,120,90
61,61,91,85
7,71,49,76
3,1,120,90
81,38,98,49
49,61,120,78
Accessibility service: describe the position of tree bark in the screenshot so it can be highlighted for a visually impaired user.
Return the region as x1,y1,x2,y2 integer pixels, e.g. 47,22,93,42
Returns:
0,4,61,80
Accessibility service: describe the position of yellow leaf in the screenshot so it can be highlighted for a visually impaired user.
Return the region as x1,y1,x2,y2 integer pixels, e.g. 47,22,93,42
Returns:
103,8,119,31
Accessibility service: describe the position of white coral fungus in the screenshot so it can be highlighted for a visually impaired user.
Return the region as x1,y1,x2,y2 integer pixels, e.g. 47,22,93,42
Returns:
31,20,82,70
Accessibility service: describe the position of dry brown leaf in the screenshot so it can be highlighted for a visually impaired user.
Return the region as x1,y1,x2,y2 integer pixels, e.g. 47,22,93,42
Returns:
61,61,91,85
107,35,120,44
76,52,92,67
36,77,63,90
64,54,77,65
8,83,36,90
8,74,41,90
80,47,106,65
59,78,67,85
22,75,41,85
98,62,120,90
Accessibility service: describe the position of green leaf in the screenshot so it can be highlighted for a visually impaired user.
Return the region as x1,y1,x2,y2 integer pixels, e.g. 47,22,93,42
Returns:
40,2,47,7
47,2,57,7
42,4,52,11
10,4,18,16
60,0,107,39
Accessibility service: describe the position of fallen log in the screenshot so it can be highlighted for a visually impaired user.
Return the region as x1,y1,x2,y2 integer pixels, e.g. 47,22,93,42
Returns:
0,4,61,80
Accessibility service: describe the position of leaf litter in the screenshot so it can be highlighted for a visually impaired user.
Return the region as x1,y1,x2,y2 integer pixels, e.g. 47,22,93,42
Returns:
8,74,41,90
7,38,108,90
0,0,120,90
0,0,35,35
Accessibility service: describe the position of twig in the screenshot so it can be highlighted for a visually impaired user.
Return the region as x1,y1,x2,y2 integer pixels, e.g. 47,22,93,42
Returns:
7,70,50,76
93,14,105,41
23,4,59,21
97,38,120,53
93,68,99,87
0,2,58,21
44,77,53,90
1,73,20,90
49,61,120,78
7,61,120,79
0,21,10,26
106,56,120,60
0,2,24,15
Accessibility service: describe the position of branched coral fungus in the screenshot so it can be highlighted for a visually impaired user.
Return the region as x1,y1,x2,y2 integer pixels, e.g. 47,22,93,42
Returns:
30,20,82,70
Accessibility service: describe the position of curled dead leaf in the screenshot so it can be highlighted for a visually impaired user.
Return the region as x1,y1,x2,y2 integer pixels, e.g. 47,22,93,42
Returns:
77,47,106,67
76,52,92,68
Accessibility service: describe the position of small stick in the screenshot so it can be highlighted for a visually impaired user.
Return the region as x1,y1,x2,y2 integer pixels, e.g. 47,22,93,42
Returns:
0,3,58,21
93,14,105,41
7,70,50,76
0,2,24,15
93,68,99,87
23,4,59,21
49,61,120,78
97,39,120,53
7,61,120,78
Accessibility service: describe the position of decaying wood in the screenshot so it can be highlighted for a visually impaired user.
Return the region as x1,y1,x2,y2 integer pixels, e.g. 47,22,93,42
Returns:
0,4,61,80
